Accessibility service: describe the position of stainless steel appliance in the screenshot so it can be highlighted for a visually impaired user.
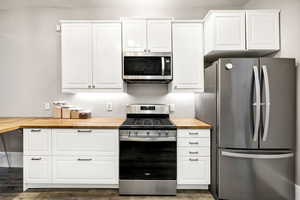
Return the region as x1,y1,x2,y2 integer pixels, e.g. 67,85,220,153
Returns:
119,104,177,195
196,58,296,200
123,52,172,83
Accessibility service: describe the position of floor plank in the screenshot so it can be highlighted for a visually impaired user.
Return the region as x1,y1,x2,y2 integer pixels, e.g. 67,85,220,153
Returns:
0,189,214,200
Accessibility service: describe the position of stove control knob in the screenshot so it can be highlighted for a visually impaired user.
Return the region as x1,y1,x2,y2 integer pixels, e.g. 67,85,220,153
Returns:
165,132,169,137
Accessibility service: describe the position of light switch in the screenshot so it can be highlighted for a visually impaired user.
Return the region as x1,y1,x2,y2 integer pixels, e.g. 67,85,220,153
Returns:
106,102,113,112
44,102,50,110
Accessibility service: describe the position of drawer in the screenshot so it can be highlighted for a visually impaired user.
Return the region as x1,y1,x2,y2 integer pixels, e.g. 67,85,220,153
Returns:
52,156,118,184
52,129,118,156
177,129,210,138
177,156,210,185
24,156,51,183
24,128,51,155
177,137,210,147
178,147,210,157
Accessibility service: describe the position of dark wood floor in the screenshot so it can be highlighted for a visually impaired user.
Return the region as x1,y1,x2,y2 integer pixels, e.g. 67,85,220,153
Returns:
0,189,214,200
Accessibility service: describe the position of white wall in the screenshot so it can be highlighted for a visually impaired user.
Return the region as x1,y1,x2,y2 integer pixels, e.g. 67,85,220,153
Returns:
0,1,241,118
244,0,300,186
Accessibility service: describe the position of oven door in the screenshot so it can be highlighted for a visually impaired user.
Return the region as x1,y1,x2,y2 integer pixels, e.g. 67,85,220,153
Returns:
120,138,176,181
123,56,172,81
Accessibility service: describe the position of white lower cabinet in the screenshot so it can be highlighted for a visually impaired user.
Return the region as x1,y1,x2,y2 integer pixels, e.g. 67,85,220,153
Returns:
23,128,119,190
178,157,210,185
177,129,210,188
52,156,118,184
24,156,51,184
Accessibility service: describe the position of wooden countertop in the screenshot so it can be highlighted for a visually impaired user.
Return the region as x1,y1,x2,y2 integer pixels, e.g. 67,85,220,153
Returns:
0,117,212,134
171,118,212,129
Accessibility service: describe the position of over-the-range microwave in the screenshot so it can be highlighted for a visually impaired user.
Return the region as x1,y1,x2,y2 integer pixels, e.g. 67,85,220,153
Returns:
123,52,172,83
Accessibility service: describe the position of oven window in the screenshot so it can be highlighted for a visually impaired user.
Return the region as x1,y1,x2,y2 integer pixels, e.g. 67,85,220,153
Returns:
124,57,163,76
120,141,176,180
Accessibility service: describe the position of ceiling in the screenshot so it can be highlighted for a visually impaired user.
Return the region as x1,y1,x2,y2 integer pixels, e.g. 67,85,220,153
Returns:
0,0,250,9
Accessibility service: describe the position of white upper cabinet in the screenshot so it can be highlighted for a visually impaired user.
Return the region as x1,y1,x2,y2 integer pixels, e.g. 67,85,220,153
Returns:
122,19,172,53
61,23,93,89
61,21,124,92
170,22,204,93
122,20,147,52
204,10,280,58
246,10,280,50
92,23,123,89
204,11,246,55
147,20,172,52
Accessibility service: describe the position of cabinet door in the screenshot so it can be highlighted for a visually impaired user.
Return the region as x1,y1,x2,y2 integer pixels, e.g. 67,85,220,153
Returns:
147,20,172,52
177,157,210,185
52,129,118,156
92,23,123,89
24,156,51,183
122,20,147,52
172,23,204,91
23,129,51,155
61,23,92,89
214,12,246,51
52,156,118,184
246,10,280,50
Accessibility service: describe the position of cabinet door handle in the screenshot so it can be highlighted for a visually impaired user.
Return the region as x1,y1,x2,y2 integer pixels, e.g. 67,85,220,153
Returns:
31,129,41,132
77,129,92,133
189,151,199,154
189,142,199,145
77,158,93,161
189,158,199,162
88,85,91,88
92,85,96,88
189,132,199,136
31,157,42,161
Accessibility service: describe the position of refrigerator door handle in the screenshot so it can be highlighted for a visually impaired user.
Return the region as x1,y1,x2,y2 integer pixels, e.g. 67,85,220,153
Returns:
262,65,271,142
253,66,261,142
221,151,294,159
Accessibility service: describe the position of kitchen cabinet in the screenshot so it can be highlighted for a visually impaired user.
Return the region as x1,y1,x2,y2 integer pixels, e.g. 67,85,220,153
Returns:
92,23,123,89
52,156,118,184
61,23,93,89
177,129,210,188
122,19,172,53
24,128,51,156
52,129,118,156
246,10,280,50
23,128,119,190
204,10,280,59
24,156,51,184
61,21,124,92
169,22,204,93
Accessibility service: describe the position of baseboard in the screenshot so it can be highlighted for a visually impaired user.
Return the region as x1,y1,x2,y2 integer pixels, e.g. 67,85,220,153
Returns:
296,184,300,200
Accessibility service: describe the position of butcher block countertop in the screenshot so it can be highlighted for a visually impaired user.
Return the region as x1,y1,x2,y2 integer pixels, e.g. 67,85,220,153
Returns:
0,117,212,134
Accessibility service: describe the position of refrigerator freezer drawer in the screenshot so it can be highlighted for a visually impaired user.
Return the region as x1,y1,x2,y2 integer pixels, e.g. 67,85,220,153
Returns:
218,149,294,200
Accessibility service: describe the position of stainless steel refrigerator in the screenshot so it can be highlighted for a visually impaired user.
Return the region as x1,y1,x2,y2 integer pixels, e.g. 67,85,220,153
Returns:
196,58,296,200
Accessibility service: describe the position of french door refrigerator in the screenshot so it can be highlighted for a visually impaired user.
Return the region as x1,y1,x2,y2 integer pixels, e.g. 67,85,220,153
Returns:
196,58,296,200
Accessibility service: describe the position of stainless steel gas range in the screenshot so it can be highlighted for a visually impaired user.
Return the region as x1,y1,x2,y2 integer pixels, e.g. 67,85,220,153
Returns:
119,104,177,195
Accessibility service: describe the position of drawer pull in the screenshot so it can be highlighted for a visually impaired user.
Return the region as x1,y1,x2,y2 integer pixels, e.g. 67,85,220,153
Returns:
31,157,42,161
77,130,92,133
31,129,41,132
189,132,199,136
189,151,199,154
189,142,199,145
189,158,199,162
77,158,93,161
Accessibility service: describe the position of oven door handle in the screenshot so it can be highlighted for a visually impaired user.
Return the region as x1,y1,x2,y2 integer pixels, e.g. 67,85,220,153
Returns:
120,137,176,142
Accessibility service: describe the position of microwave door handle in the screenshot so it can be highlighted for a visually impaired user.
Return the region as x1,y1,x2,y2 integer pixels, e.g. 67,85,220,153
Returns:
161,57,165,76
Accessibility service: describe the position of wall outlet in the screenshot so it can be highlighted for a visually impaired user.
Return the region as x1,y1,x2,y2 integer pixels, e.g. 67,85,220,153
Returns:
44,102,50,110
106,102,113,112
169,104,175,112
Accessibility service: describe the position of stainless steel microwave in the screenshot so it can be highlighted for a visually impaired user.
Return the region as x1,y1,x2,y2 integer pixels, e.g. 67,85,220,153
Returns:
123,52,172,83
